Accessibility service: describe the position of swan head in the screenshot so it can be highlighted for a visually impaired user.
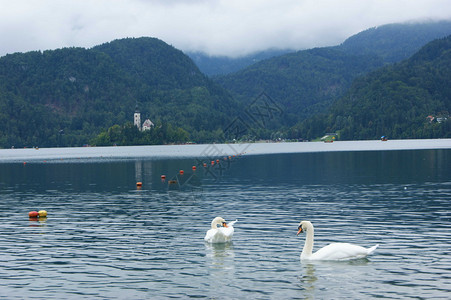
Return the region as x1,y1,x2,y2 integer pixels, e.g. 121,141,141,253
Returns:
297,220,313,235
211,217,228,229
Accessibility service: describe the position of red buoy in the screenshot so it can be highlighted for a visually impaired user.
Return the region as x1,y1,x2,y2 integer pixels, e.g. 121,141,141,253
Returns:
136,182,143,187
161,175,166,179
179,170,184,175
203,163,207,167
29,211,39,218
192,166,196,171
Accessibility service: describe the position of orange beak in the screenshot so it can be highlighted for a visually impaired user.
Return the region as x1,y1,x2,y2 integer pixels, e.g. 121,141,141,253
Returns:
222,222,228,228
297,226,303,235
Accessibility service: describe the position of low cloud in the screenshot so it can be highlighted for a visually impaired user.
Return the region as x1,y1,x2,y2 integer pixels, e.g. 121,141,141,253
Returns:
0,0,450,57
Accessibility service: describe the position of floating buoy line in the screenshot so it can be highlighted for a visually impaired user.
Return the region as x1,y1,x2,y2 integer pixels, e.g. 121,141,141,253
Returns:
131,150,248,191
156,150,248,191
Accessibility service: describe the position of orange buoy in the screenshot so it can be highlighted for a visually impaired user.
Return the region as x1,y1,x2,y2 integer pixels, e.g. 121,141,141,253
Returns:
179,170,184,175
216,159,220,163
29,211,39,218
136,182,143,187
203,163,207,167
192,166,196,171
211,161,215,165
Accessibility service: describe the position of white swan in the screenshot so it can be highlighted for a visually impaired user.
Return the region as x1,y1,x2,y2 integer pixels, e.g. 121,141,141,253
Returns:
297,221,378,261
204,217,237,243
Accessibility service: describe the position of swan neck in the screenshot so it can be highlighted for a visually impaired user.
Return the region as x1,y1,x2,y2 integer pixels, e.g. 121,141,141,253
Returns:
211,218,220,229
302,224,314,258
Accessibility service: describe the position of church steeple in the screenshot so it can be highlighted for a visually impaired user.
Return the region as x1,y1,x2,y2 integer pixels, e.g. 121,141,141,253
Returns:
134,103,141,131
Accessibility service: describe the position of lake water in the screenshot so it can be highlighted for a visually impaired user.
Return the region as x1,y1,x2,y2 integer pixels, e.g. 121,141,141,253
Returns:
0,142,450,299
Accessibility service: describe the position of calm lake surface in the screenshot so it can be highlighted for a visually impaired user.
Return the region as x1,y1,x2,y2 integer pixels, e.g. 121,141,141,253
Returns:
0,142,450,299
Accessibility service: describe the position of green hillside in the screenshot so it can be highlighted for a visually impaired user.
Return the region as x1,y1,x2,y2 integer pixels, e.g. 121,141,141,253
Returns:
215,21,451,128
0,37,239,148
216,47,383,123
292,36,451,140
339,20,451,63
1,22,450,148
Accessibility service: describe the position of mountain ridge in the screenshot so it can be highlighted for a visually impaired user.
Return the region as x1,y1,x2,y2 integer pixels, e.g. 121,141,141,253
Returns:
1,21,450,148
291,35,451,140
0,37,239,148
214,20,451,129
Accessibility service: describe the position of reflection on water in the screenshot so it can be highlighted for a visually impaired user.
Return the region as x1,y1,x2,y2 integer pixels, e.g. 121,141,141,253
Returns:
299,263,317,299
204,242,236,297
205,242,235,269
0,149,449,298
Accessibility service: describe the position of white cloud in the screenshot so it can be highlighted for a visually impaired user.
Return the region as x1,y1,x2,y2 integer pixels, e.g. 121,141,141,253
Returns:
0,0,450,57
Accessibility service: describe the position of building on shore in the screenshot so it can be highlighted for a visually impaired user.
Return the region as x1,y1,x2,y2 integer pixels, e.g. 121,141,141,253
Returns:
134,104,154,131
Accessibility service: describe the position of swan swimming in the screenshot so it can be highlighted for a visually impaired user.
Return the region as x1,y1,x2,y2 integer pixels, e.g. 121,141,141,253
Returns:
204,217,237,243
297,221,378,261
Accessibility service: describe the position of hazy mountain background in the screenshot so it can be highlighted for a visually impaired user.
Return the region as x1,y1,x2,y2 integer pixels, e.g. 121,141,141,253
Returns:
186,49,292,76
214,20,451,126
0,21,450,148
189,21,451,76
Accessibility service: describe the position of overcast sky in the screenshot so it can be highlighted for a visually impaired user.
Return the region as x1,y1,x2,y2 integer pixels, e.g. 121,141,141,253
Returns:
1,0,450,58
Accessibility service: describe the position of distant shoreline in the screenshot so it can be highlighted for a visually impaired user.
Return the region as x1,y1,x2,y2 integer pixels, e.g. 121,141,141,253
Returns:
0,139,450,163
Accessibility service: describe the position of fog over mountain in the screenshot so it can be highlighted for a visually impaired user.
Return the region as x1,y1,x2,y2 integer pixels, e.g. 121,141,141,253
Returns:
1,0,450,57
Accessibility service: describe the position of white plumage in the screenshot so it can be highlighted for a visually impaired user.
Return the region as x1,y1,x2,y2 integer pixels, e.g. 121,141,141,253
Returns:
297,221,378,261
204,217,237,243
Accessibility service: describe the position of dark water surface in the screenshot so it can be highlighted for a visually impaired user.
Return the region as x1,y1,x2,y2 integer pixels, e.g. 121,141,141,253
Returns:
0,149,450,299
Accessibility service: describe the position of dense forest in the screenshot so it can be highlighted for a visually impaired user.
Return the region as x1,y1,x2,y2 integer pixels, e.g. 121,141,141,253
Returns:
215,48,384,124
0,38,240,148
0,21,450,148
290,35,451,140
214,21,451,126
338,20,451,63
189,21,451,76
90,121,190,146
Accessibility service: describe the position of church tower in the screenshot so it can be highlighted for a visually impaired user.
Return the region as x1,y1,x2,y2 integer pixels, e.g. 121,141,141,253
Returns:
134,104,141,131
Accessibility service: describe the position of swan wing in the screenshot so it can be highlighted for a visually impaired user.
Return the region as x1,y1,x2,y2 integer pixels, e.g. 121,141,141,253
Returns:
204,227,234,243
367,244,379,255
204,228,217,242
220,226,234,238
228,219,238,227
311,243,378,261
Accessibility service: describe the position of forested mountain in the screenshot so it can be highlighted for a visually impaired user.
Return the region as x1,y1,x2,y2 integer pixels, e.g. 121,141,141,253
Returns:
186,49,292,76
291,35,451,140
215,21,451,127
189,21,451,77
0,38,239,148
1,22,450,148
215,48,383,124
338,20,451,63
